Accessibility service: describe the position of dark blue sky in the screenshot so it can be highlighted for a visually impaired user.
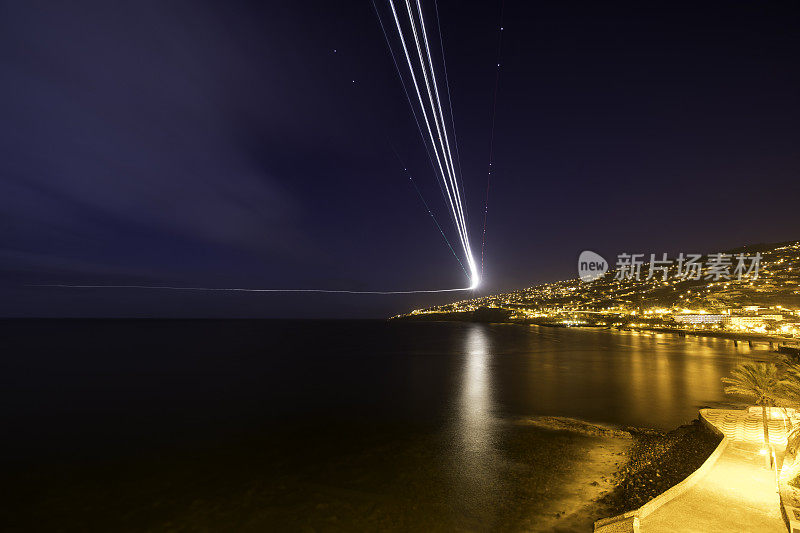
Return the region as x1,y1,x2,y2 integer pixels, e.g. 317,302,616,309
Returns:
1,1,798,317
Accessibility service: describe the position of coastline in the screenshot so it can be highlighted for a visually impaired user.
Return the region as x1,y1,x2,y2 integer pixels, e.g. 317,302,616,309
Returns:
617,325,796,346
391,315,797,351
513,416,722,531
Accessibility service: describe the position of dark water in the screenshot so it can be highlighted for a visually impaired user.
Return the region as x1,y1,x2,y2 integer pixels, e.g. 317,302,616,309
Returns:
0,320,758,531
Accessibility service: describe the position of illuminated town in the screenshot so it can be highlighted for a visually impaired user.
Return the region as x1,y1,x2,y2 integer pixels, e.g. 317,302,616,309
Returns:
399,241,800,341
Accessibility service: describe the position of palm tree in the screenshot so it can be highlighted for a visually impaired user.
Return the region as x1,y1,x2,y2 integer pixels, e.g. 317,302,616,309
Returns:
722,362,782,462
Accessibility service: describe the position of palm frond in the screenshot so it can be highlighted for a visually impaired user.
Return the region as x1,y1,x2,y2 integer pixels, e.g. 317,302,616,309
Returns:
721,362,781,404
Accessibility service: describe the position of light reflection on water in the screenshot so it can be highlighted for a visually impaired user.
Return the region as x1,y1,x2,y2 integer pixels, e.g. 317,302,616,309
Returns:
494,326,750,430
458,324,493,450
452,324,497,488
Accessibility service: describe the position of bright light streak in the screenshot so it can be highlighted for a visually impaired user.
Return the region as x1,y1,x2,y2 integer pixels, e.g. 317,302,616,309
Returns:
404,0,464,243
33,284,474,295
36,2,482,299
469,263,480,289
387,0,463,251
385,0,479,289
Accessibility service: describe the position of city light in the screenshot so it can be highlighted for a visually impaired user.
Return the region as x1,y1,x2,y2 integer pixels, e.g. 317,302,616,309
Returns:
400,242,800,338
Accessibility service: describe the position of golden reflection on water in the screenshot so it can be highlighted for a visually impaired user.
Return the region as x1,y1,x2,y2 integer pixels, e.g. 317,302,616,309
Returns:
458,324,493,456
623,332,730,426
447,323,500,517
510,328,747,430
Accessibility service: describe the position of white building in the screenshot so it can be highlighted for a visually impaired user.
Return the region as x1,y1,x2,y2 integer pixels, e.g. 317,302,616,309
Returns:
730,316,766,328
674,314,728,325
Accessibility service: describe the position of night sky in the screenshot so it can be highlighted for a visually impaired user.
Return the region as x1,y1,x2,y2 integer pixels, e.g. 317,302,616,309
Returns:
1,1,798,318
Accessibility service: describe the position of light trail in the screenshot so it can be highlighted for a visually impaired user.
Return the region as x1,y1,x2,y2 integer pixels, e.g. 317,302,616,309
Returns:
373,0,468,279
36,2,483,298
387,0,463,252
388,144,469,277
406,169,469,279
413,0,468,243
345,6,466,283
33,284,473,295
373,0,460,242
405,0,464,240
384,0,480,289
433,0,466,225
480,0,505,280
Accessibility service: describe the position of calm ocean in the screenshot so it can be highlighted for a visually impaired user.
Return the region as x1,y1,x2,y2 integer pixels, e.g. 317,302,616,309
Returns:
0,320,756,531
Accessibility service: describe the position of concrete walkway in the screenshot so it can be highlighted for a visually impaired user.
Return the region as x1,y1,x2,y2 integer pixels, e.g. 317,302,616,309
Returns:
639,409,787,532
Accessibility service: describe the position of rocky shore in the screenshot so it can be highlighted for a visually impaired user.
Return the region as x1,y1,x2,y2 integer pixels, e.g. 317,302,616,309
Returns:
516,416,722,530
598,418,722,515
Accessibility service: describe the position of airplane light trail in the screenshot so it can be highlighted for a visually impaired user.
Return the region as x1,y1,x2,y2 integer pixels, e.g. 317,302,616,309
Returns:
35,1,483,298
383,0,480,290
33,284,474,295
480,1,505,280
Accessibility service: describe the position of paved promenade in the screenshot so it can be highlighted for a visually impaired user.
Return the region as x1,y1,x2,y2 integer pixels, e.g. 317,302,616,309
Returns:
639,409,787,532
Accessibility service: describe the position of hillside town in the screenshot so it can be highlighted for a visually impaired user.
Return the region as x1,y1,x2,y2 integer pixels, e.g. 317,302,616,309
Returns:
398,241,800,339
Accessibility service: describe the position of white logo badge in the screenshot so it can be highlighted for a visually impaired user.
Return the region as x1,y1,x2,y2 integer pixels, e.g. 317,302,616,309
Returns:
578,250,608,282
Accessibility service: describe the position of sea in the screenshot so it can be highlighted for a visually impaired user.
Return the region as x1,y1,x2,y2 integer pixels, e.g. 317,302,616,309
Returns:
0,320,759,531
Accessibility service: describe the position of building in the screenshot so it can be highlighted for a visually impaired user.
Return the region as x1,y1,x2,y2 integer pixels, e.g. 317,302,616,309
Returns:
730,316,766,328
674,314,728,325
